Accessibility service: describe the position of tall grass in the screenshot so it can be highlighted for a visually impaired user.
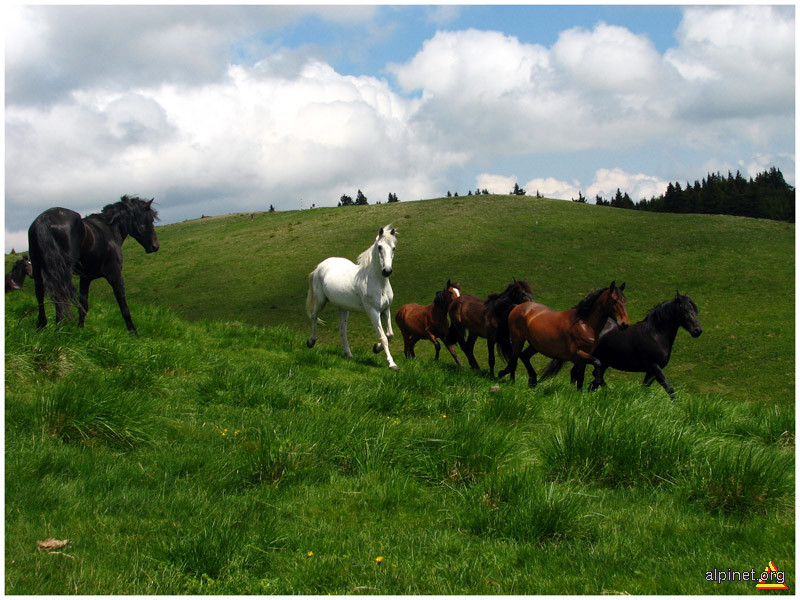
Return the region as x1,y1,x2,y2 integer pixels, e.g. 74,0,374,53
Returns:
539,397,693,487
460,469,589,543
682,440,794,514
35,374,156,449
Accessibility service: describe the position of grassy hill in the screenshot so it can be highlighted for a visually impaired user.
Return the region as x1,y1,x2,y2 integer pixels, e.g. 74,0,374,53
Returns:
5,195,795,594
93,194,793,404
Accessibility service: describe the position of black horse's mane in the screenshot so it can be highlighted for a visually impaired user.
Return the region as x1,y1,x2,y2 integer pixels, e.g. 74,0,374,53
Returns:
487,280,533,319
91,195,159,224
644,295,697,328
433,290,447,309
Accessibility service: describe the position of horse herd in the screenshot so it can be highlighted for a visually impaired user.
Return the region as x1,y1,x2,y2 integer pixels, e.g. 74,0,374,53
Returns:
19,197,702,396
302,222,702,395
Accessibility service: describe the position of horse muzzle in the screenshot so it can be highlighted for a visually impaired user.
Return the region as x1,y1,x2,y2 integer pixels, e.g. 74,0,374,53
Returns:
690,327,703,338
146,240,160,253
616,320,629,330
382,268,393,277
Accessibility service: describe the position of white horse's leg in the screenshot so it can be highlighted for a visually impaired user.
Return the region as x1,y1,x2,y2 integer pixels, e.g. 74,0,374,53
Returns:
373,307,394,353
367,307,399,370
339,309,353,358
382,307,394,341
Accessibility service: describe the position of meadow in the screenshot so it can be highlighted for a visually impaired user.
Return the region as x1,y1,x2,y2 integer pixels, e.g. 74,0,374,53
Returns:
4,194,795,594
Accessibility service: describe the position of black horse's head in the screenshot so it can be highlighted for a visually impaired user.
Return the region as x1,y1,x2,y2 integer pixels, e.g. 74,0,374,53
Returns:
507,277,534,304
109,196,160,253
676,291,702,337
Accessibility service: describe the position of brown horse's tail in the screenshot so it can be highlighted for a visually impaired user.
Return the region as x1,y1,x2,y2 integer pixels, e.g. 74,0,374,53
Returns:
540,358,566,381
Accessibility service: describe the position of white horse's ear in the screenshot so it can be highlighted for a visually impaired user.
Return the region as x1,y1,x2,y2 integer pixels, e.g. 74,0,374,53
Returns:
390,228,396,236
378,227,384,236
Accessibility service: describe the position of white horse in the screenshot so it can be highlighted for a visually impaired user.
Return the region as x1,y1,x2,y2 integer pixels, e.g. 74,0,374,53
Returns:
306,225,399,370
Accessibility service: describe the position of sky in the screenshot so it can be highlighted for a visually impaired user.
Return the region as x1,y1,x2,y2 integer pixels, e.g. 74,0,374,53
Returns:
4,4,796,252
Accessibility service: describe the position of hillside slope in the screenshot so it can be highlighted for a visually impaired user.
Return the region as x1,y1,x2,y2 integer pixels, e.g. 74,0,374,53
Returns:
13,194,795,404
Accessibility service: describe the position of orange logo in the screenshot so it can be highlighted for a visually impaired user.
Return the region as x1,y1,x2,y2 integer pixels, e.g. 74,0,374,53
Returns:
756,561,788,590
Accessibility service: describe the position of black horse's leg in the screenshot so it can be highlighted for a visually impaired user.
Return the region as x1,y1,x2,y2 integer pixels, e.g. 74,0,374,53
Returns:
519,345,538,387
579,354,605,391
570,362,586,390
588,364,608,391
487,338,496,377
108,277,138,335
33,274,47,330
459,332,480,370
647,366,675,397
78,276,91,327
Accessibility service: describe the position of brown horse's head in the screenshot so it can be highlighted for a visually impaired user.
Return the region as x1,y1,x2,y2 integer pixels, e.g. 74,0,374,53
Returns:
602,281,629,329
443,279,462,308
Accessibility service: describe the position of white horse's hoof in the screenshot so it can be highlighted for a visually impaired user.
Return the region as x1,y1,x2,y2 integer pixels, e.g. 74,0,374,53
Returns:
389,364,400,371
373,343,383,354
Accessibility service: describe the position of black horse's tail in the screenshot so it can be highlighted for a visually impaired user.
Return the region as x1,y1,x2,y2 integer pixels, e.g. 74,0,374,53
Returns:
540,358,566,381
30,219,77,318
445,321,462,346
494,310,514,363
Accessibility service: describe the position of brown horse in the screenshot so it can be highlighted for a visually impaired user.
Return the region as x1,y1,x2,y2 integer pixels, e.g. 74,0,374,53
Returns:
496,281,629,388
5,255,32,292
395,280,463,365
447,278,534,376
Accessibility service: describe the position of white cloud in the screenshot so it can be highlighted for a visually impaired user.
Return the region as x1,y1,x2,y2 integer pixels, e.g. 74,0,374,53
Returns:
551,22,664,94
587,168,669,202
4,55,454,239
523,177,582,201
475,173,517,195
665,6,794,118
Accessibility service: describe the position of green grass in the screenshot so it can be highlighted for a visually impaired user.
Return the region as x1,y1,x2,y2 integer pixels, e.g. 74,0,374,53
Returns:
5,195,794,594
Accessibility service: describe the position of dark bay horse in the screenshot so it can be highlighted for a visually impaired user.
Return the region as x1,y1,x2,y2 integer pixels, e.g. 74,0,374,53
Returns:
497,281,629,388
447,278,534,376
395,280,463,365
5,255,32,292
28,195,159,335
549,292,702,396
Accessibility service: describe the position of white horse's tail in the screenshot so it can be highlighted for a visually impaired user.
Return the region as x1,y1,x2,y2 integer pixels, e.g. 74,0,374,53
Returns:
306,266,325,324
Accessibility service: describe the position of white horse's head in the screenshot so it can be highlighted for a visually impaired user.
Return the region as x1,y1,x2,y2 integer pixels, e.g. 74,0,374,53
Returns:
374,224,397,277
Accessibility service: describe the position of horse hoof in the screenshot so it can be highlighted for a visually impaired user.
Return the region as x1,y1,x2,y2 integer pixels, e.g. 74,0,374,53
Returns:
307,338,316,348
373,343,383,354
389,364,400,371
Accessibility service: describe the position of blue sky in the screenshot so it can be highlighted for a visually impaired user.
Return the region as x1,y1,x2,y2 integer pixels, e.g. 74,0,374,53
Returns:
4,5,795,251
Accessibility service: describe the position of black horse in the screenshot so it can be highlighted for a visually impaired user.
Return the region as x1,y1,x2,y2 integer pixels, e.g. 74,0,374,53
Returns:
5,255,32,292
542,292,702,396
28,195,160,335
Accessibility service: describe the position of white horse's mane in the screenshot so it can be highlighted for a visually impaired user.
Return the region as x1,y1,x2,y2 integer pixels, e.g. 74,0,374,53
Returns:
357,224,396,268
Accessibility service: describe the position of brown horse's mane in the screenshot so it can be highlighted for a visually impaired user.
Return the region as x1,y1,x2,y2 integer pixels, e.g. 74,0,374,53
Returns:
572,288,606,321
